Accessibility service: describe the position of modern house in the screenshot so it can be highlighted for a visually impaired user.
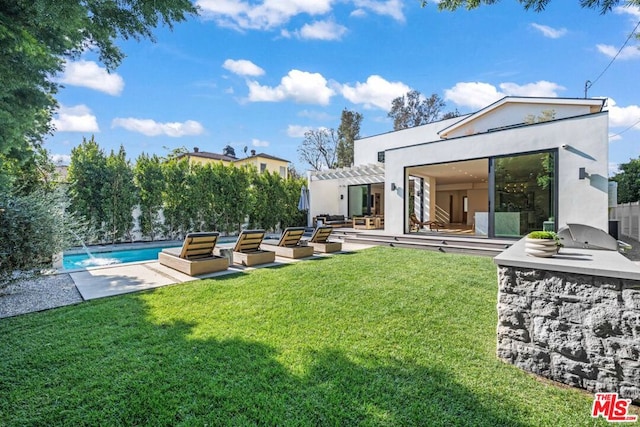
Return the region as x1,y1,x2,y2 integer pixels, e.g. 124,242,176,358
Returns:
181,147,290,179
308,96,609,239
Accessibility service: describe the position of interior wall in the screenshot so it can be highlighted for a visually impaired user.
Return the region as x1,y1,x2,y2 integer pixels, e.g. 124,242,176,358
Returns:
467,187,488,226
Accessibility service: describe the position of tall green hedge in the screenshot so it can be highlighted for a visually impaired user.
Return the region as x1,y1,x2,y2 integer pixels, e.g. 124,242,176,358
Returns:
66,140,307,243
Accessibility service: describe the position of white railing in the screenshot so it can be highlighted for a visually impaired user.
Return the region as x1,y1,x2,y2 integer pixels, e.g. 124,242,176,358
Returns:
609,202,640,241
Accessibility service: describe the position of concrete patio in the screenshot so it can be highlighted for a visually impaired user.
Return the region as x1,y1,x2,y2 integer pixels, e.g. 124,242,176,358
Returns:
69,241,375,301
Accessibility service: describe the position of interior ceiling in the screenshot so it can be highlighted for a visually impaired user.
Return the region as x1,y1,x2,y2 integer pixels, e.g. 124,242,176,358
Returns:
408,159,488,185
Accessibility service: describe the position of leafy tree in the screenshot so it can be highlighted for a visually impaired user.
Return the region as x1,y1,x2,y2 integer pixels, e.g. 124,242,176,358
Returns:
0,147,55,195
67,136,109,238
388,90,456,130
210,163,253,233
281,177,308,228
103,146,136,243
133,153,164,241
0,187,84,282
161,158,193,238
612,158,640,203
250,171,286,231
337,109,363,168
0,0,197,188
426,0,639,15
298,128,338,171
188,162,218,232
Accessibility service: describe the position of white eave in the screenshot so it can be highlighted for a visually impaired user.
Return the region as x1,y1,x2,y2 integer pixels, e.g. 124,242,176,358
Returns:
310,163,385,185
438,96,606,139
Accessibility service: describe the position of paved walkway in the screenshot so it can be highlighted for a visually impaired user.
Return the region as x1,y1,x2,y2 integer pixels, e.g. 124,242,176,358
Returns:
70,242,375,301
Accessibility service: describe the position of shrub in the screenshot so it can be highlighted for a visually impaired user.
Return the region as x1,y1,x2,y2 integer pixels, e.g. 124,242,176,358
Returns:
527,231,558,240
0,188,83,283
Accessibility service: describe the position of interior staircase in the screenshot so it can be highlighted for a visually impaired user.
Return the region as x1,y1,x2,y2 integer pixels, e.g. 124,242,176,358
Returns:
331,230,514,257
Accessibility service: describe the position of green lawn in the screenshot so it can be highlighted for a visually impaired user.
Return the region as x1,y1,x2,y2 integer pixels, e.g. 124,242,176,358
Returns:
0,247,613,426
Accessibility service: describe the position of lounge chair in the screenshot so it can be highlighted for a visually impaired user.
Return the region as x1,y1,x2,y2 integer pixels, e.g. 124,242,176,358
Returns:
158,232,229,276
306,226,342,253
409,213,443,232
227,229,275,267
261,227,314,259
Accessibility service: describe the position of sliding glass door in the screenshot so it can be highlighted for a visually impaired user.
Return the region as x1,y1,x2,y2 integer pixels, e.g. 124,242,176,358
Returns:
492,151,556,238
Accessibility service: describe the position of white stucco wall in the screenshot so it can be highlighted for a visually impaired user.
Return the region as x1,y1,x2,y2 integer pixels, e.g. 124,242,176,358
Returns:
384,112,609,235
354,116,466,166
308,178,344,219
441,103,596,139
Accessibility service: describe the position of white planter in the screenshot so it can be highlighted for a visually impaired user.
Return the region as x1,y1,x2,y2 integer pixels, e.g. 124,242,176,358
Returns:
525,238,559,258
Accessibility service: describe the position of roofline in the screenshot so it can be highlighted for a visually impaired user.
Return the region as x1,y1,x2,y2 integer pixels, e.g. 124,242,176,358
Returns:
354,113,472,142
438,96,606,138
384,110,608,154
236,153,290,163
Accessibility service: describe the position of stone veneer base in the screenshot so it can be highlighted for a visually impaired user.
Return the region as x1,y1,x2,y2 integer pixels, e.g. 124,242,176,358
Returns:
494,239,640,402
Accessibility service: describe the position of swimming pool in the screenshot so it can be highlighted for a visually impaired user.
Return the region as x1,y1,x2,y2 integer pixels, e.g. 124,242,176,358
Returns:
62,245,180,270
61,237,239,270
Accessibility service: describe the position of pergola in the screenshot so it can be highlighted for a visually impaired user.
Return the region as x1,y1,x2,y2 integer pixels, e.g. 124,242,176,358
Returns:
309,163,385,185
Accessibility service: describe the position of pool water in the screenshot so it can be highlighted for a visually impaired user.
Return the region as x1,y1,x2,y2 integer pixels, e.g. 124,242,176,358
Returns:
62,246,180,270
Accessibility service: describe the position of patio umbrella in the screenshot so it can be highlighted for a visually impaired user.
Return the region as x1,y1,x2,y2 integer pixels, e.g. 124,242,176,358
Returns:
297,185,310,211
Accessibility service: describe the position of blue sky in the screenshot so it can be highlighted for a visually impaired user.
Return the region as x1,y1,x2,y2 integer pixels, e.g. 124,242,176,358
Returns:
48,0,640,175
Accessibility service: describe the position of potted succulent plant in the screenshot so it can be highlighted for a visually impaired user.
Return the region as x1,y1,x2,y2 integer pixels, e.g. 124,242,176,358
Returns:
525,231,560,257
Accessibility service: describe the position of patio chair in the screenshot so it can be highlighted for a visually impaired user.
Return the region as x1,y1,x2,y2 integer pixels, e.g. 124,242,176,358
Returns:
306,226,342,253
409,213,443,232
227,229,275,267
261,227,314,259
158,232,229,276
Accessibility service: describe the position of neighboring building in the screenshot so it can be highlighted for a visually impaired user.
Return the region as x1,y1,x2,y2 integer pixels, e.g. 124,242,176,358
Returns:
308,96,609,238
181,147,289,179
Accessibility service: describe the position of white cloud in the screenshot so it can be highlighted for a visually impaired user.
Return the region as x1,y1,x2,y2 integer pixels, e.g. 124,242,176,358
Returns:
287,125,312,137
111,118,205,137
350,9,367,18
59,60,124,96
499,81,565,97
605,98,640,128
196,0,403,30
247,70,335,105
596,44,640,60
296,19,347,41
614,5,640,20
609,162,621,177
196,0,333,30
353,0,405,22
444,82,503,110
530,23,567,39
444,81,565,110
50,154,71,165
52,104,100,132
223,59,265,76
340,75,410,110
252,138,270,147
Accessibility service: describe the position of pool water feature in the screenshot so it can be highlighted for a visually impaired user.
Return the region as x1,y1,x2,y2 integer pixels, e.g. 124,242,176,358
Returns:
61,237,238,270
62,245,180,270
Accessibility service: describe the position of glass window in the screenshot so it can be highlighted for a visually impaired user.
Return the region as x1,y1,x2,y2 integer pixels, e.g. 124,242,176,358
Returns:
260,163,267,173
348,185,370,217
279,166,286,178
493,151,555,237
377,151,385,163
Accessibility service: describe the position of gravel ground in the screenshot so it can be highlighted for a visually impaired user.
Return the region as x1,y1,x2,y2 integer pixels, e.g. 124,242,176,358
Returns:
0,273,83,319
1,237,638,320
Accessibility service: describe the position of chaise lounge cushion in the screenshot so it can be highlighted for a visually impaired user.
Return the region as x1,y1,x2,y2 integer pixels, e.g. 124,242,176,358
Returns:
159,232,229,276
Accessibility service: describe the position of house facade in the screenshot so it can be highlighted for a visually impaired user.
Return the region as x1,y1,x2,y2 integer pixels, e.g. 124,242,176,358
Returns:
308,96,609,238
182,148,289,179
